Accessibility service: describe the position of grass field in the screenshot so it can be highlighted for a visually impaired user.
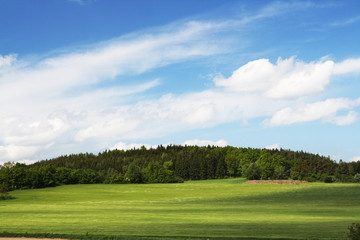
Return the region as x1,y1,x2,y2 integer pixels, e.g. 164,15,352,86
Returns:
1,178,360,239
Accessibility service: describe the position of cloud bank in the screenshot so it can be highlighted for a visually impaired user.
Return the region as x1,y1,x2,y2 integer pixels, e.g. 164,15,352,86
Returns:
1,53,360,163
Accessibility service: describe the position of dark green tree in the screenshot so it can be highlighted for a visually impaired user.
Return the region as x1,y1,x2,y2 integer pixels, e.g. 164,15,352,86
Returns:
125,162,143,183
348,223,360,240
243,163,261,180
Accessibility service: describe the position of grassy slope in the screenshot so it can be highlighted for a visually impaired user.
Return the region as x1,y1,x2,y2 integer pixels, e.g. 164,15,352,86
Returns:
0,178,359,239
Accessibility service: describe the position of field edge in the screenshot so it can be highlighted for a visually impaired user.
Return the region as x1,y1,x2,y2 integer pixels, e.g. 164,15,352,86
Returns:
0,232,327,240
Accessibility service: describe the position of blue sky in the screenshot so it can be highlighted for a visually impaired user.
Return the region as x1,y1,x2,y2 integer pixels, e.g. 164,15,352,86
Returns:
1,0,360,164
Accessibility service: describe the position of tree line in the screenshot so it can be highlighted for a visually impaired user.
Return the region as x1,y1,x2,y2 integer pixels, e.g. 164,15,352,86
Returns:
1,145,360,191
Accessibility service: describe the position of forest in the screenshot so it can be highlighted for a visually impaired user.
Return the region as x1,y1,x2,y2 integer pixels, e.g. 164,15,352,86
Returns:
1,145,360,191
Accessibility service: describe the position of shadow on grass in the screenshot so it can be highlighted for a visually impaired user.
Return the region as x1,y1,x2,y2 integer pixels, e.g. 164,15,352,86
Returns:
0,194,15,201
190,184,360,206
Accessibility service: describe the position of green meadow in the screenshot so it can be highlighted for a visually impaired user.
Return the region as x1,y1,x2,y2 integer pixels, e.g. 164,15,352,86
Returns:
1,178,360,239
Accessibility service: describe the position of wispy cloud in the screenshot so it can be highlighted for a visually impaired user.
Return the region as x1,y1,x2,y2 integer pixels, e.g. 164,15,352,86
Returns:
330,15,360,27
68,0,82,4
0,20,232,162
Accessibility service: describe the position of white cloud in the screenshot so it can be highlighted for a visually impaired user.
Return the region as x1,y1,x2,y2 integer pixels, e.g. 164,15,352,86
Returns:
0,144,53,163
74,114,141,142
240,1,318,24
0,54,17,67
68,90,280,143
263,98,360,127
182,139,228,147
214,56,360,100
333,58,360,75
265,59,334,99
68,0,86,5
214,58,275,93
265,143,280,150
330,16,360,27
1,117,69,146
110,139,228,151
110,142,159,151
214,57,335,99
348,156,360,162
325,111,358,126
0,22,227,113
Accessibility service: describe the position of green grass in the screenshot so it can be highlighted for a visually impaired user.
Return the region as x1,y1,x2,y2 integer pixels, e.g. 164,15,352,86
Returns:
0,179,359,239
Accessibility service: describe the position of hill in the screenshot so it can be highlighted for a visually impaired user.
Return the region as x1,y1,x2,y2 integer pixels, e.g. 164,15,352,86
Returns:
1,145,360,191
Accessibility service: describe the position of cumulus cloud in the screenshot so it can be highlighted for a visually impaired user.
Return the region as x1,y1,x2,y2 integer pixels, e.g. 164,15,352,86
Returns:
263,98,360,127
182,139,228,147
215,56,360,100
333,58,360,75
214,57,335,99
214,58,276,93
265,143,280,150
110,139,228,151
110,142,159,151
348,156,360,162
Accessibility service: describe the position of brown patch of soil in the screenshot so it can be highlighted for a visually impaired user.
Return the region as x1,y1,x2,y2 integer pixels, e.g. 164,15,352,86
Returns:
244,180,309,184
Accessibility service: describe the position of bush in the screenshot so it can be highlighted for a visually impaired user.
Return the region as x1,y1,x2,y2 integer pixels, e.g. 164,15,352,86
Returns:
354,173,360,183
305,175,317,182
0,183,14,201
335,174,354,183
348,223,360,240
0,194,15,200
322,175,335,183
